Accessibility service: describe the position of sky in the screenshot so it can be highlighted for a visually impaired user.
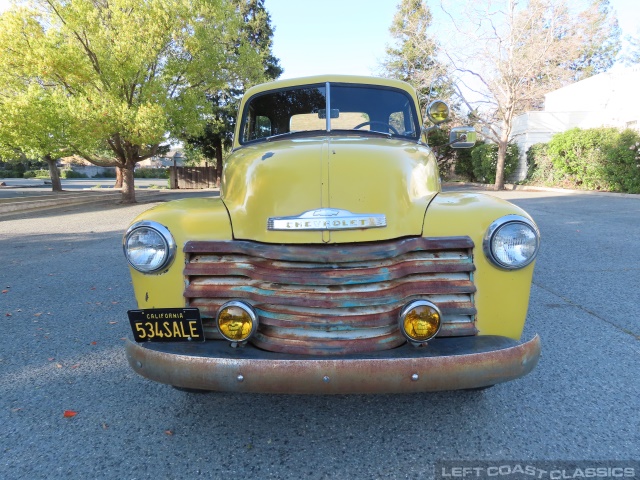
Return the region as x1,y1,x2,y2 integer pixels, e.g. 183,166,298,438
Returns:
0,0,638,79
265,0,640,79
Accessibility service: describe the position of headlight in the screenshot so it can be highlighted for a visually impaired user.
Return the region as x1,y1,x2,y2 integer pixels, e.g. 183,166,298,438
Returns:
399,300,442,344
426,100,450,124
123,221,176,274
483,215,540,270
216,301,258,343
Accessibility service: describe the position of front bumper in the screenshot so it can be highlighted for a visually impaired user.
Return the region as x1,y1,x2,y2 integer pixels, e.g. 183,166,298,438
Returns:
125,334,541,394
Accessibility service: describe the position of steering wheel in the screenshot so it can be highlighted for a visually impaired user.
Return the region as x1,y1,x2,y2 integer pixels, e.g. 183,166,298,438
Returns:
353,121,400,136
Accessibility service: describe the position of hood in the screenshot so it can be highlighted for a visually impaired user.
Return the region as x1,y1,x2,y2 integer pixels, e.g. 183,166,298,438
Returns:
221,136,440,244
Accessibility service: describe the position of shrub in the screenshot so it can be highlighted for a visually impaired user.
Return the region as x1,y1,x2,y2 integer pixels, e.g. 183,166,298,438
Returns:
541,127,640,192
134,168,169,179
601,129,640,194
24,169,52,178
525,143,560,186
7,170,26,178
470,143,519,184
546,128,617,190
453,142,479,180
60,169,88,179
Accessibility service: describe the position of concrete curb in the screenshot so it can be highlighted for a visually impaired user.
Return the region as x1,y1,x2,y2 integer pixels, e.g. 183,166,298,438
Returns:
443,182,640,199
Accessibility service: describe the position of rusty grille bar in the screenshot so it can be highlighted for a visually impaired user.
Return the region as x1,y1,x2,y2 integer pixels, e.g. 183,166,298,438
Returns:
184,237,477,355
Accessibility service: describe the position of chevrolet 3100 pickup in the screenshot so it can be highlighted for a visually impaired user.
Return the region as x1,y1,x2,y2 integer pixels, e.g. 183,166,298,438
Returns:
123,75,541,394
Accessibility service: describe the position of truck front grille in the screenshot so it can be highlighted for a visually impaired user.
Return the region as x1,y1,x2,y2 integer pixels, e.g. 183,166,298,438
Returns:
184,237,477,355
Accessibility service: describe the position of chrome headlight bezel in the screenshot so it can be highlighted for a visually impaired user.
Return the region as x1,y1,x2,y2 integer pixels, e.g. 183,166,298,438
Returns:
216,300,259,343
483,215,540,270
123,221,177,274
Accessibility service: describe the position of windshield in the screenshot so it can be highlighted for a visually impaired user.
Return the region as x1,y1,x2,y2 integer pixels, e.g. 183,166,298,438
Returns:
240,83,420,144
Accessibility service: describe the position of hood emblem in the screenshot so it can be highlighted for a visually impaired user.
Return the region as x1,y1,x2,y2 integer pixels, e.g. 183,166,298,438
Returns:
268,208,386,231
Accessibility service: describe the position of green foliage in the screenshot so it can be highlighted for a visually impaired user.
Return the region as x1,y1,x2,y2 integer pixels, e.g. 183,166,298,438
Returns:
134,168,169,179
454,141,482,181
185,0,281,181
470,143,520,184
0,0,265,201
527,128,640,193
24,169,52,178
547,127,616,190
60,169,88,179
600,130,640,193
382,0,452,108
525,143,560,186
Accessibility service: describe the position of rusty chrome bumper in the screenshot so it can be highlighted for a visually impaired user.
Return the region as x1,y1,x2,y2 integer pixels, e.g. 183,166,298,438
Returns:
125,334,541,394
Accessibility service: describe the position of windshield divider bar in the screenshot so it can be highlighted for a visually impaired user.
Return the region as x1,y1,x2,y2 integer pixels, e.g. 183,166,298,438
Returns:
326,82,331,132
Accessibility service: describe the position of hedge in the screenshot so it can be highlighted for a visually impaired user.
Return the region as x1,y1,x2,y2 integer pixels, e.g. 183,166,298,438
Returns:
527,128,640,193
469,143,520,184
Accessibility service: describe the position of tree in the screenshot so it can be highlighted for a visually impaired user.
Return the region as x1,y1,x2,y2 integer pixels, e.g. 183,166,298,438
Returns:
442,0,621,190
0,83,71,191
623,29,640,65
186,0,282,186
381,0,452,107
0,0,261,203
565,0,621,81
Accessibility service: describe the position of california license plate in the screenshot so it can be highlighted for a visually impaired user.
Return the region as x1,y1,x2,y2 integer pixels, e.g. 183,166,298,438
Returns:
127,308,205,343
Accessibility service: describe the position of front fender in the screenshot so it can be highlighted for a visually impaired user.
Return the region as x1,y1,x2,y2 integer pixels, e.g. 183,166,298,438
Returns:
126,198,233,309
423,193,537,339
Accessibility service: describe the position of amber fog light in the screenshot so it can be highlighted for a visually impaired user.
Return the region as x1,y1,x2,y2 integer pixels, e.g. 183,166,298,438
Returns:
216,301,258,343
399,300,442,343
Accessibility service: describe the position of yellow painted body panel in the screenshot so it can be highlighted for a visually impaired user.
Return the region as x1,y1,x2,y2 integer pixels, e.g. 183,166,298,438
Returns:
127,198,232,309
422,193,536,339
221,136,439,243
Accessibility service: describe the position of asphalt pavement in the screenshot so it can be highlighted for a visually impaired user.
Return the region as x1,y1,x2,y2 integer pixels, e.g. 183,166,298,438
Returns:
0,187,638,479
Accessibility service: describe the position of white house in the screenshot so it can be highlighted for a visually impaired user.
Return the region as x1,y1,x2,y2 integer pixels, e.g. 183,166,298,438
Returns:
510,65,640,180
137,149,185,169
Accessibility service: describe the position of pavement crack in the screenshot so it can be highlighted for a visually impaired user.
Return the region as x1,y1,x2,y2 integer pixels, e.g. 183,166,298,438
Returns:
533,281,640,342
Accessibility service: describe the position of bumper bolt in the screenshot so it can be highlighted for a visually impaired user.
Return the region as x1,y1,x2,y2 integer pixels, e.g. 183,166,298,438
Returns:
411,374,419,381
323,376,330,383
237,374,244,382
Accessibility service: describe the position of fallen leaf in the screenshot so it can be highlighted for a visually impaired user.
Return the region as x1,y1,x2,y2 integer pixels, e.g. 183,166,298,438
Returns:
90,287,96,290
90,341,97,346
102,423,109,430
108,321,118,325
71,364,80,369
63,410,78,418
56,363,63,368
34,313,42,317
11,408,22,413
1,290,8,294
16,309,22,312
164,430,173,436
111,301,119,305
48,358,55,362
5,313,11,317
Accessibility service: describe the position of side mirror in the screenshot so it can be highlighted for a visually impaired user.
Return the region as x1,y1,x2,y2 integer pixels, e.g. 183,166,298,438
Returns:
449,126,476,149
